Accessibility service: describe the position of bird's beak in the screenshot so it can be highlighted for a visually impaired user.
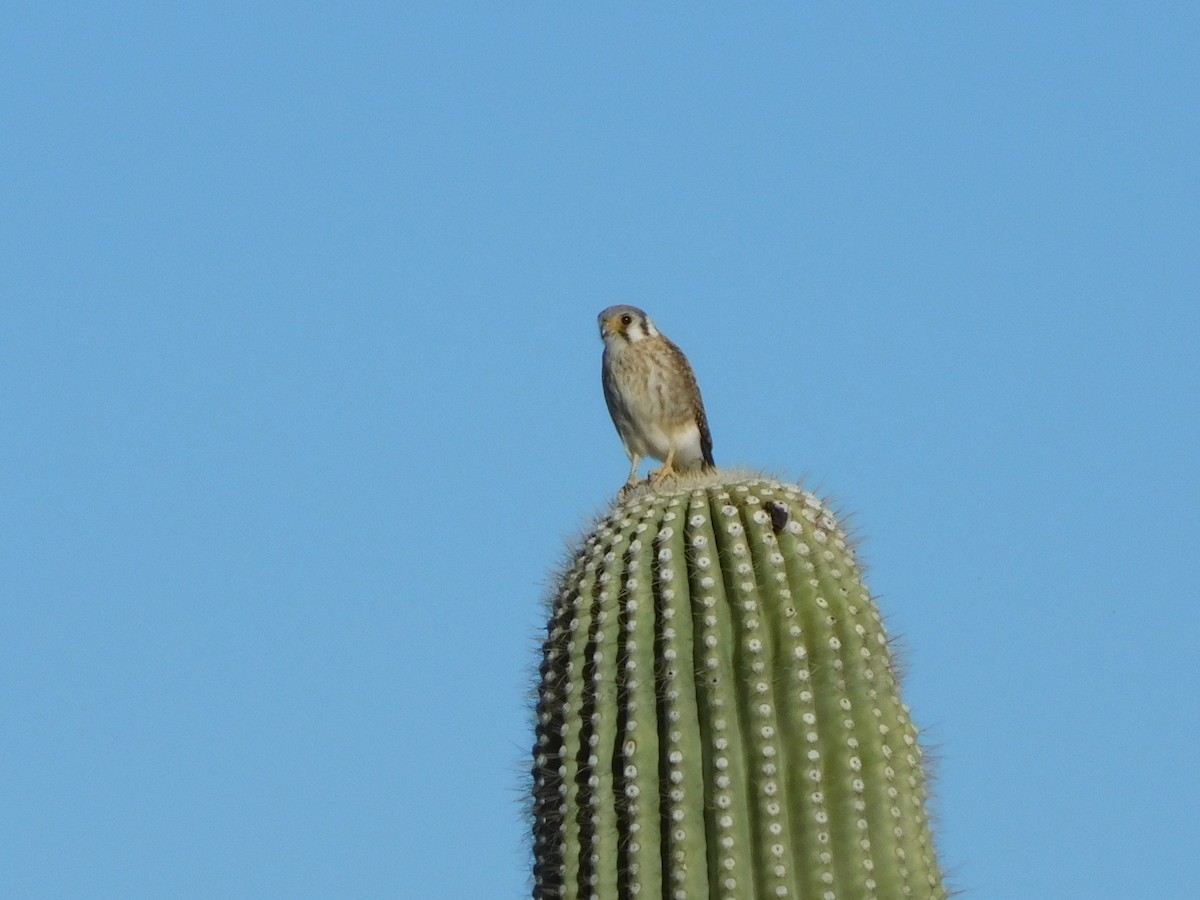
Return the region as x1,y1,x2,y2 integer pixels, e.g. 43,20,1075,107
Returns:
600,315,621,338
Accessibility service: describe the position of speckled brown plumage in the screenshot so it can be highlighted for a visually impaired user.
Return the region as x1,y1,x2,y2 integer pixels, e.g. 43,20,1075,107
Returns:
598,305,714,489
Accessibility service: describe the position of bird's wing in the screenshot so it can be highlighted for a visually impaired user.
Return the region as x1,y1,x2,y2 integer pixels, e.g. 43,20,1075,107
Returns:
600,348,622,421
666,338,715,468
696,397,715,468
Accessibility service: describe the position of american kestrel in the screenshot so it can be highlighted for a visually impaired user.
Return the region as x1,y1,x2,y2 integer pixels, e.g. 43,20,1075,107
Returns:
598,305,715,488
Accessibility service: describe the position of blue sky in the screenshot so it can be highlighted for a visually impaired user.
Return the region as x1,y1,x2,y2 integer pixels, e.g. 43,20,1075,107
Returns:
3,4,1197,898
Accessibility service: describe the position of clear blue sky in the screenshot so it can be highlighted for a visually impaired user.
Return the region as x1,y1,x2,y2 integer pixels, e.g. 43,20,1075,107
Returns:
3,4,1197,898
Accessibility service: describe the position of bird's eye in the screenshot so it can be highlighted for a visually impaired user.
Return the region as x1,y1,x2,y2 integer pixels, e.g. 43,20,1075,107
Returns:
621,314,633,325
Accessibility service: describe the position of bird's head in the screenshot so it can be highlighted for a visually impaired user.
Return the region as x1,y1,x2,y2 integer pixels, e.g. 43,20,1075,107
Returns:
598,305,658,345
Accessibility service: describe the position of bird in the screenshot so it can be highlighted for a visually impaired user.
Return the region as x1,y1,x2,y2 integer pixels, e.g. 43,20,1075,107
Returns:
598,305,715,489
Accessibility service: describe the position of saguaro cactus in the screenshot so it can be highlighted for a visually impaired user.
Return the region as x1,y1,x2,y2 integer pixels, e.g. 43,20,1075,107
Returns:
531,473,945,899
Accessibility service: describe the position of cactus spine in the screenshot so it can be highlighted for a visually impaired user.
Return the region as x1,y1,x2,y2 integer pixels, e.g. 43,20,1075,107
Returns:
532,474,945,899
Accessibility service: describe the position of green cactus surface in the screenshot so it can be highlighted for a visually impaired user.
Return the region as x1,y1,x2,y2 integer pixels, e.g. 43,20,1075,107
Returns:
531,472,945,899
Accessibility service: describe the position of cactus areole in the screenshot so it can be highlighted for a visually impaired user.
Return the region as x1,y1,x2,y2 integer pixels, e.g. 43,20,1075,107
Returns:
531,473,946,899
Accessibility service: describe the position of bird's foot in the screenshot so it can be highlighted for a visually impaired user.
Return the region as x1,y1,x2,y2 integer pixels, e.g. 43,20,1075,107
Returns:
648,463,677,487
